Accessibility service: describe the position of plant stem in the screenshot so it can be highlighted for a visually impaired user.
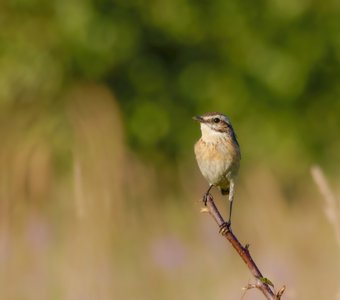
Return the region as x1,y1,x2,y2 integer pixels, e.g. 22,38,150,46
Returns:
203,194,285,300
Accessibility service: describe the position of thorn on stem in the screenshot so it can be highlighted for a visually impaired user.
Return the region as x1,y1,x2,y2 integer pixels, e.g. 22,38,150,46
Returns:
276,285,286,299
241,283,257,299
242,283,257,291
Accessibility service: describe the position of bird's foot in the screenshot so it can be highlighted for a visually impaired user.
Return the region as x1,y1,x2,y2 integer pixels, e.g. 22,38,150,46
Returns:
219,221,231,234
202,185,214,205
203,193,210,206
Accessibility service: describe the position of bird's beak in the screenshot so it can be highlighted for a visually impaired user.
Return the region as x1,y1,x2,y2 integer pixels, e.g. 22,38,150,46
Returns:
193,115,204,122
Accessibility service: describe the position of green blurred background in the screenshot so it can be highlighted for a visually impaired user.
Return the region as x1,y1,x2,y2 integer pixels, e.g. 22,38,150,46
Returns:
1,0,340,299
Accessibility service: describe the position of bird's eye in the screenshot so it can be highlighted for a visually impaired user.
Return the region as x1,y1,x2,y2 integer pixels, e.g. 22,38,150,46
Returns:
213,118,220,123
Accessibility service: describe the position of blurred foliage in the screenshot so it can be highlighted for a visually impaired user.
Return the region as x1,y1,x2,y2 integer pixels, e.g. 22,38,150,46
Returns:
1,0,340,178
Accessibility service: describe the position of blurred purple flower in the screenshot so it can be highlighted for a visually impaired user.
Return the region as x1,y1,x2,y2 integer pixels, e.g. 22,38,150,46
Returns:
150,236,187,272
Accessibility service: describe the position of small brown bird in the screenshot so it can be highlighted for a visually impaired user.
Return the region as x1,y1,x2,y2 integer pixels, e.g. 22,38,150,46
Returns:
193,112,241,226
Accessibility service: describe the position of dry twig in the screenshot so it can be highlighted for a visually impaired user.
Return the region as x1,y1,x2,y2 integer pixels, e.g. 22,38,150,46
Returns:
202,194,285,300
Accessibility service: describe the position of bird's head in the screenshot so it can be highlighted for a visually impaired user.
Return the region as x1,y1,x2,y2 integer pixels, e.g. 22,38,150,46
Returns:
193,112,231,133
193,112,239,147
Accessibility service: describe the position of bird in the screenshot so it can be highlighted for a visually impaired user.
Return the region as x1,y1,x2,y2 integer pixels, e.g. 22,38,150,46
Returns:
193,112,241,227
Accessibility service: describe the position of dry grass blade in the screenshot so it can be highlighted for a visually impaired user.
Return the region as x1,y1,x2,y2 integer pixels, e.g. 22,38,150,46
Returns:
311,165,340,248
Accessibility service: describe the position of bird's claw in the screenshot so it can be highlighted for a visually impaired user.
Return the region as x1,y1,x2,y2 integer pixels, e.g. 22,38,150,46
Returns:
219,221,231,234
203,193,209,206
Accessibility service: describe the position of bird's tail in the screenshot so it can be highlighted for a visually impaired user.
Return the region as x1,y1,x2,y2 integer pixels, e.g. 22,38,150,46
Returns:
221,188,230,195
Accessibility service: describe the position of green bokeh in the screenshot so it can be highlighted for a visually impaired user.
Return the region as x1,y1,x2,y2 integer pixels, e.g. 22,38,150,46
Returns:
1,0,340,174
